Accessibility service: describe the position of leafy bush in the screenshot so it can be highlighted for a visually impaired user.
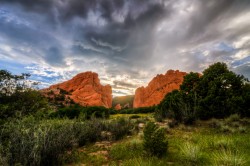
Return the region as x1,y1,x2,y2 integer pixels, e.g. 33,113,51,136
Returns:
73,119,104,146
109,109,118,115
158,90,197,124
0,89,50,119
104,118,136,140
154,108,164,122
225,114,241,123
119,106,156,114
50,105,109,119
209,118,222,128
143,122,168,157
129,115,141,119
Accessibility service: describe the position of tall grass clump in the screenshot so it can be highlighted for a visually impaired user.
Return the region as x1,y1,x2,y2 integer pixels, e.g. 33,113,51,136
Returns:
225,114,241,123
120,156,165,166
109,138,143,160
213,149,247,166
73,119,103,146
179,142,205,165
1,117,77,165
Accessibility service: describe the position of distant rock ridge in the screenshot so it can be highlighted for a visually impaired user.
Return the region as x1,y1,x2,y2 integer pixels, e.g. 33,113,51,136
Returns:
133,70,187,108
114,104,122,110
42,71,112,108
112,95,134,109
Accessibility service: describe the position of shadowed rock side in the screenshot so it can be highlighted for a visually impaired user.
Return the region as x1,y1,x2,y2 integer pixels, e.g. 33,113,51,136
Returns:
42,71,112,108
133,70,187,108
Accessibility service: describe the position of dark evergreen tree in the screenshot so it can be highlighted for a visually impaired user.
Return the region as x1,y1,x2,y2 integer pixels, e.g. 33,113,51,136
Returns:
157,62,250,121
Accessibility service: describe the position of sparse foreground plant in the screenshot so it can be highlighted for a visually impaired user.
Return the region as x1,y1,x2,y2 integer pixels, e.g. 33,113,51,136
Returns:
179,142,205,165
143,122,168,157
213,148,247,166
120,156,165,166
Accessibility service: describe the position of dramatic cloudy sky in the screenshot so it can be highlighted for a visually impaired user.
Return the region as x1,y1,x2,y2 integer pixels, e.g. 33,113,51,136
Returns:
0,0,250,96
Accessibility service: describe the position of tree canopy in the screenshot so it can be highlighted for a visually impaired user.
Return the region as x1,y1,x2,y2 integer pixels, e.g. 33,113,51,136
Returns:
158,62,250,122
0,70,49,119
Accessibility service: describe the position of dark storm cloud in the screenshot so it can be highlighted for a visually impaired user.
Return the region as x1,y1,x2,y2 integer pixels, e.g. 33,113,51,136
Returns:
73,1,170,74
184,0,250,44
0,9,65,66
0,0,126,22
1,0,250,96
45,47,64,66
0,0,169,72
186,0,235,39
0,0,53,11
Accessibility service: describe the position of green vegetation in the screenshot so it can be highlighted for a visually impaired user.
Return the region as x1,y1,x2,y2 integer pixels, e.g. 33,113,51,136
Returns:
143,122,168,157
110,138,143,160
113,106,156,114
0,117,137,165
157,62,250,123
87,117,249,166
1,62,250,165
0,70,50,119
50,105,110,119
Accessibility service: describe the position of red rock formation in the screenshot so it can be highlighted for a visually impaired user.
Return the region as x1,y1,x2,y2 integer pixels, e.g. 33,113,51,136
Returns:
114,104,122,110
133,70,187,108
42,71,112,108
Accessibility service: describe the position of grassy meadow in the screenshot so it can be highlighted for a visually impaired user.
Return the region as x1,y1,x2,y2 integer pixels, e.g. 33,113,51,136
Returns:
58,114,250,166
2,112,250,165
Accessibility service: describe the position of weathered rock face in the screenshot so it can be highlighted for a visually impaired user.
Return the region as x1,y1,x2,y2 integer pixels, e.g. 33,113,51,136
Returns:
133,70,187,108
42,72,112,108
114,104,122,110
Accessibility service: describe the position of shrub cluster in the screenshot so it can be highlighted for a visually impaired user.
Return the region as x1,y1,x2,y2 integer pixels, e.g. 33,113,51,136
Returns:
0,117,137,165
113,106,156,114
143,122,168,157
209,114,248,134
49,105,110,119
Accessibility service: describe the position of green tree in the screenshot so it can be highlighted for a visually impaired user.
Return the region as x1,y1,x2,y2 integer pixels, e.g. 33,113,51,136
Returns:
158,90,196,124
158,62,250,121
241,83,250,117
180,72,200,94
0,70,31,97
197,62,247,119
0,70,50,119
